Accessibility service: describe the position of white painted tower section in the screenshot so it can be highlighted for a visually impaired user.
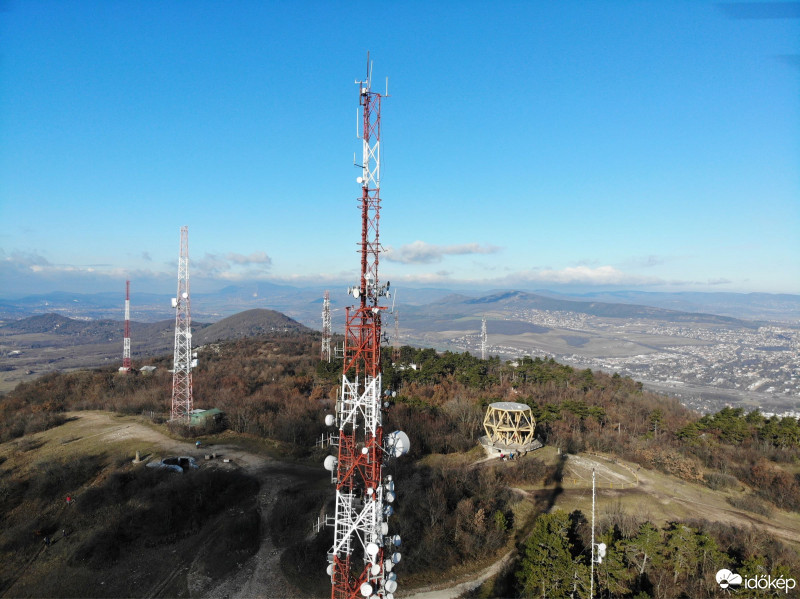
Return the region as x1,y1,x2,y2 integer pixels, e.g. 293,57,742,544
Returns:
481,316,487,360
170,226,194,422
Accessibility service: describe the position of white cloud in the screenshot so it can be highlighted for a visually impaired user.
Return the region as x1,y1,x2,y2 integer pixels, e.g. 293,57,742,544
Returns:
515,265,662,286
193,251,272,281
225,251,272,265
383,265,666,288
383,241,501,264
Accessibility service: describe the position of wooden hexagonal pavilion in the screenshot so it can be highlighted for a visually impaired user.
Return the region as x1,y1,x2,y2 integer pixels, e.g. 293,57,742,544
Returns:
481,401,540,452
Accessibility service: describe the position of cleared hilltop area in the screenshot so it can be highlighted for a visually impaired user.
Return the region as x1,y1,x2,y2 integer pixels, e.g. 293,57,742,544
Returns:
1,313,799,598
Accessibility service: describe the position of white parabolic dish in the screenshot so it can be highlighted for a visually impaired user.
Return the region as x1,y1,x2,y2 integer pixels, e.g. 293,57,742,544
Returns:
386,430,410,458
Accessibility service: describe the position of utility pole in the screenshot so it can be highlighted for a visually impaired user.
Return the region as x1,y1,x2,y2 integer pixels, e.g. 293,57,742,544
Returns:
591,468,595,599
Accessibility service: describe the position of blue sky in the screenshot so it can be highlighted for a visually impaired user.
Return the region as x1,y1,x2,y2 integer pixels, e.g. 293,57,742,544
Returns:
1,0,798,296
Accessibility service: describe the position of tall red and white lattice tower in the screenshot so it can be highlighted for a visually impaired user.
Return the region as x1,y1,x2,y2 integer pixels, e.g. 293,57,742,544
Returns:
323,59,408,599
322,290,332,363
120,280,131,372
170,226,194,422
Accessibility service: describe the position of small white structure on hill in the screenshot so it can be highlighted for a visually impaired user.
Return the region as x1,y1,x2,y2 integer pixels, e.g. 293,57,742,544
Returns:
480,401,542,454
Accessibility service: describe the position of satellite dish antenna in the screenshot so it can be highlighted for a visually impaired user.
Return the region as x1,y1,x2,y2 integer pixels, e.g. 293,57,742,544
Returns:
325,414,335,426
366,542,379,558
391,552,401,564
359,582,373,597
385,580,398,593
386,430,410,458
323,455,337,471
370,563,380,576
353,288,360,299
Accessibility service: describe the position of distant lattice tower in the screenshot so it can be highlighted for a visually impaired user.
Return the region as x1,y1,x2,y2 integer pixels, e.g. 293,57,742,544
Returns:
322,290,332,362
481,316,487,360
482,402,541,453
119,279,132,373
170,226,194,422
392,309,400,363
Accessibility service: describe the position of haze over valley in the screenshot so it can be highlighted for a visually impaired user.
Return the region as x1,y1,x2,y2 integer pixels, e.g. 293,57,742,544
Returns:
1,287,797,415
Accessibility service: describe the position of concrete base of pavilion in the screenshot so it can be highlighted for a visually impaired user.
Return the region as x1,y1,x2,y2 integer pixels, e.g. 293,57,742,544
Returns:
479,435,543,458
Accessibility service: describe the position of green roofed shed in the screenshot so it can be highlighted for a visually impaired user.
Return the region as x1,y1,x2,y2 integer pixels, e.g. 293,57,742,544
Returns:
189,408,224,427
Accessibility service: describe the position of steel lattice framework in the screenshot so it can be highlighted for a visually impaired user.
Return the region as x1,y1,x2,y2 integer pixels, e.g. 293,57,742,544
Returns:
327,63,400,599
170,226,194,422
481,316,487,360
322,290,332,362
121,280,131,372
392,310,399,363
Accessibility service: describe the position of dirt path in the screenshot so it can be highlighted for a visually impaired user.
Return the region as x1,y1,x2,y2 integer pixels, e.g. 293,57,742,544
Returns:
404,551,514,599
63,412,310,599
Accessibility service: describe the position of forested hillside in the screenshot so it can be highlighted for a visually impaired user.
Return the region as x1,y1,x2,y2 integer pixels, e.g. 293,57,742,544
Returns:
1,330,799,598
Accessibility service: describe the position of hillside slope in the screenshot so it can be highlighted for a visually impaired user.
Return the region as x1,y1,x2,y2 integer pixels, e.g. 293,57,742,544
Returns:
0,309,312,392
194,308,309,344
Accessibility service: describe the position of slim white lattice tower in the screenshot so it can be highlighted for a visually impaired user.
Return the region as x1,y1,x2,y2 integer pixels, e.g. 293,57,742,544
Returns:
170,226,193,422
121,279,131,372
481,316,487,360
324,58,406,599
322,290,332,362
392,309,400,363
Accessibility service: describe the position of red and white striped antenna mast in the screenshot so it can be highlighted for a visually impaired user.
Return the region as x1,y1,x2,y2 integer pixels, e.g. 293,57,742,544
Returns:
324,56,407,599
170,226,194,422
120,279,131,373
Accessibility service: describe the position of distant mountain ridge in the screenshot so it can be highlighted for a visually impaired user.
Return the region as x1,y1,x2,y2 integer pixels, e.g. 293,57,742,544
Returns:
0,309,306,343
454,290,753,327
0,308,314,392
2,286,798,327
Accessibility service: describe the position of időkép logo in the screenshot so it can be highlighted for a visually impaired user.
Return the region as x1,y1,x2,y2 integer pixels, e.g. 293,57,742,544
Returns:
716,568,796,593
